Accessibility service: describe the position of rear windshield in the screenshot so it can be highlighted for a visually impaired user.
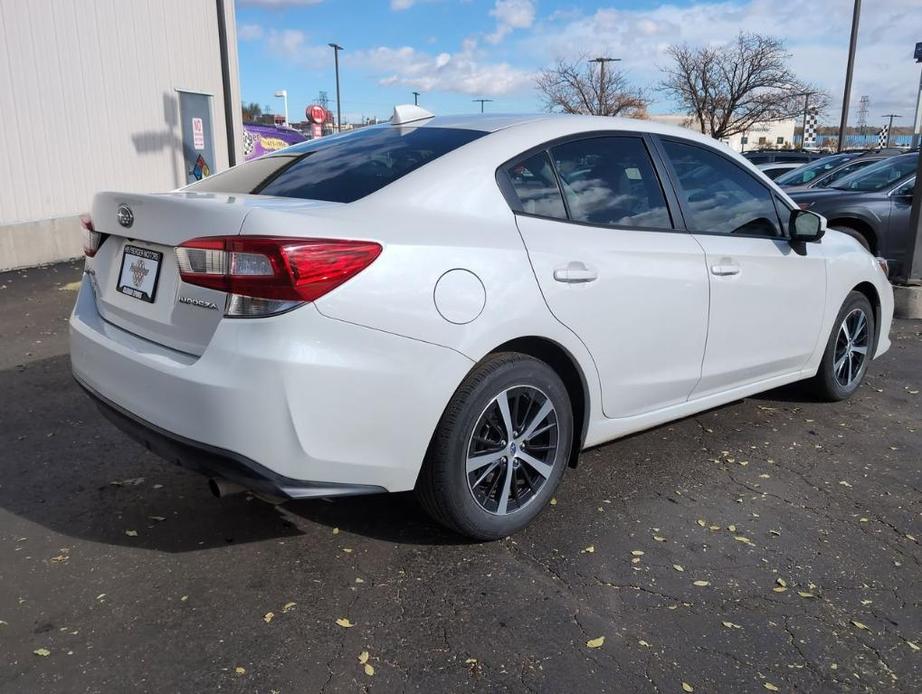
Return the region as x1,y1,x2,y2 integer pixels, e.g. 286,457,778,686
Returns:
186,125,486,202
830,153,918,192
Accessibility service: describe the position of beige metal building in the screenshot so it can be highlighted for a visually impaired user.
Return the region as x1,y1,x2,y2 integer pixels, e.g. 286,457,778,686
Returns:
0,0,244,271
648,114,797,153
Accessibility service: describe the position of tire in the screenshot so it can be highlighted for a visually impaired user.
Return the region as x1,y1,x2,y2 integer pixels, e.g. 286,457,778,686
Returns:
808,291,875,401
416,352,573,540
834,225,871,252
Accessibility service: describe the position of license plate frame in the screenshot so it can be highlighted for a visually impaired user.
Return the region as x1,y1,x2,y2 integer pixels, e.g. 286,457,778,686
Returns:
116,245,163,303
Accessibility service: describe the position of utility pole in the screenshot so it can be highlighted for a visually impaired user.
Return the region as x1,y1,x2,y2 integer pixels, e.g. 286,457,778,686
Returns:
881,114,902,147
904,150,922,284
328,43,343,132
412,91,420,106
473,98,493,113
836,0,861,152
912,42,922,149
588,56,621,116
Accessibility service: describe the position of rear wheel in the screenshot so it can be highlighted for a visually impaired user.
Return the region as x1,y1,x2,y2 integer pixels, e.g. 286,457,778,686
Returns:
416,353,572,540
808,291,875,401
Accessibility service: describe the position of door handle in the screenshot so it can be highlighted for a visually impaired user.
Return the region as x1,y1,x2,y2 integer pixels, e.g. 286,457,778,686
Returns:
553,261,598,283
710,264,740,276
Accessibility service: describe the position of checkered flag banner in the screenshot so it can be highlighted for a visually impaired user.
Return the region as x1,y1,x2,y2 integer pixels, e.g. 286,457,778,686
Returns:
803,110,818,148
878,124,889,149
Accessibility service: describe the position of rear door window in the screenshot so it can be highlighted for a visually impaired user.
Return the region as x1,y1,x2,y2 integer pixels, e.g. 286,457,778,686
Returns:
550,137,672,229
186,126,486,202
505,152,567,218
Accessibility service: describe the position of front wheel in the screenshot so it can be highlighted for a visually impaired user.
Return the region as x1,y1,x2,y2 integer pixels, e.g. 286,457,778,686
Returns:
808,291,875,401
416,353,573,540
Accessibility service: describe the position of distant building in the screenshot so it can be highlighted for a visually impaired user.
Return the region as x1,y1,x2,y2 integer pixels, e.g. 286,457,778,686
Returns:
0,0,244,271
648,115,797,153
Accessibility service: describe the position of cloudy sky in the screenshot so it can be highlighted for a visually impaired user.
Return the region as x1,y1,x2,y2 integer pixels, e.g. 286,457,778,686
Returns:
236,0,921,127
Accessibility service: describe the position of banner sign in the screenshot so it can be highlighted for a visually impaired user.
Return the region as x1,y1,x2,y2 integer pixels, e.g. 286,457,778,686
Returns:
242,123,307,161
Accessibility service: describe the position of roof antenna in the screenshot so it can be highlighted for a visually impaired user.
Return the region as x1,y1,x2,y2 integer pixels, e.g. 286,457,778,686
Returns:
391,104,435,126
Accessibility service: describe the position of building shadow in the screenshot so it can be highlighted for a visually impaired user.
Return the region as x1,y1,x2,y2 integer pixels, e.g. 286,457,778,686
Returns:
130,92,183,188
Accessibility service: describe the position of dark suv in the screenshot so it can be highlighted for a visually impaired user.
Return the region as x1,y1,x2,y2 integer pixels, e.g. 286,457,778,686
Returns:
787,152,918,278
776,149,904,192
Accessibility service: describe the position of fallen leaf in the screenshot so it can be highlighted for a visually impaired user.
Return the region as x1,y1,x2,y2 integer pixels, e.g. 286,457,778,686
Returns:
654,535,666,542
586,636,605,648
465,658,478,664
631,550,645,556
696,519,706,527
764,683,779,691
235,667,246,675
358,651,370,664
180,595,189,602
772,586,788,593
693,580,710,587
639,640,651,647
734,536,754,546
282,602,296,613
798,592,815,599
336,618,354,628
728,524,737,532
550,497,558,506
33,648,50,657
682,682,694,692
364,663,375,676
264,612,275,624
582,545,595,554
851,620,869,631
673,564,685,572
148,516,166,522
342,548,353,554
124,530,138,537
354,577,365,584
722,621,741,629
332,527,340,535
769,529,781,536
839,481,853,488
907,641,920,652
776,578,787,587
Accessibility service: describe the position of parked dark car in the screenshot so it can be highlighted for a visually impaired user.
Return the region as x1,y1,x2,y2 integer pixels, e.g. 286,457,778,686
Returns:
742,149,826,165
788,153,918,278
777,149,904,192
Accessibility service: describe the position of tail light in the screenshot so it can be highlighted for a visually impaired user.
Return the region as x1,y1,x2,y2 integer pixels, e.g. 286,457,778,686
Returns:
80,215,103,257
176,236,382,317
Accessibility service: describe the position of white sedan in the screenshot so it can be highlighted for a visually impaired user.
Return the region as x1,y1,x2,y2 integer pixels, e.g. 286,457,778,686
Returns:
70,107,893,540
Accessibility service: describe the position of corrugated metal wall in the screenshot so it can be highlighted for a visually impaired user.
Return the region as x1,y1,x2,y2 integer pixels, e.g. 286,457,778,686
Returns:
0,0,233,226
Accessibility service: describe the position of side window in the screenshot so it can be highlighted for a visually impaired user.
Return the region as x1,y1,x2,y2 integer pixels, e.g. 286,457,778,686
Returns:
662,140,782,237
821,160,871,186
505,152,566,219
550,137,672,229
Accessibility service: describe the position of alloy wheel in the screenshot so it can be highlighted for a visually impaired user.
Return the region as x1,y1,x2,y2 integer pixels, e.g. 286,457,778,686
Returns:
833,307,870,389
465,385,559,516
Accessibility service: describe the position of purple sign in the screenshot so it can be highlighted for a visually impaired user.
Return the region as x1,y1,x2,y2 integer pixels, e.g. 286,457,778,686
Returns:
242,123,307,161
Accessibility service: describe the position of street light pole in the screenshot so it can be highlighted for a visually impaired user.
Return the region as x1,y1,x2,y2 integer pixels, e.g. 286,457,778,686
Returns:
328,43,343,132
273,89,288,125
588,57,621,116
412,91,420,106
836,0,861,152
881,114,902,148
473,98,493,113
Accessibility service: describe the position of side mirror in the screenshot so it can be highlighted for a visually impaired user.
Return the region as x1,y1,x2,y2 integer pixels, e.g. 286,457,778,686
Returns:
789,209,826,243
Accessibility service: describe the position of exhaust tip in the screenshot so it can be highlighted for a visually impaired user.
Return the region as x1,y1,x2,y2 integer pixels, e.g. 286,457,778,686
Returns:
209,478,245,498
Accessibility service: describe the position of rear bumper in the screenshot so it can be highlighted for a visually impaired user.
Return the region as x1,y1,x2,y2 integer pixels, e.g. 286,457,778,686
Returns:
78,379,384,500
69,273,474,493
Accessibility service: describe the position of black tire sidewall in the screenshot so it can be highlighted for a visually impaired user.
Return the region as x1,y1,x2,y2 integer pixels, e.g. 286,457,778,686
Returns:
817,292,875,400
432,355,572,540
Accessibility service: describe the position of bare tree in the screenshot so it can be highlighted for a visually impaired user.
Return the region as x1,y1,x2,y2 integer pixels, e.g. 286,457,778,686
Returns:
660,33,829,141
536,56,649,118
241,101,263,123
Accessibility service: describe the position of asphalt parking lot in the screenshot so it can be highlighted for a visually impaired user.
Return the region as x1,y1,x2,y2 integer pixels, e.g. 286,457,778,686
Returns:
0,262,920,693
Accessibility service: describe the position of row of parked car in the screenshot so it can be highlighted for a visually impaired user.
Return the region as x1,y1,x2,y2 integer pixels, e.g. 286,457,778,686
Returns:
742,148,918,280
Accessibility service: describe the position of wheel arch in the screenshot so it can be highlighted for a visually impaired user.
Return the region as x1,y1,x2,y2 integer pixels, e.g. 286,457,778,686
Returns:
828,217,878,254
488,336,590,468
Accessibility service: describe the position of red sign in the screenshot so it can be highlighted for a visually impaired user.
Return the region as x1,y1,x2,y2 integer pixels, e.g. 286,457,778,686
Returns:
307,104,326,125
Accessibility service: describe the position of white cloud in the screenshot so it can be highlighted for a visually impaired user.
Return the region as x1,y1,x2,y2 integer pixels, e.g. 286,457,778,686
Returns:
390,0,416,9
265,29,329,67
237,24,264,42
350,39,533,96
520,0,922,119
487,0,535,44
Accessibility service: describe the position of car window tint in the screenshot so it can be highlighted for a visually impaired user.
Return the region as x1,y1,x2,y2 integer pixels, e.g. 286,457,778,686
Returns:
187,126,486,202
831,154,919,191
774,154,808,163
550,137,671,229
662,140,782,237
819,159,874,186
505,152,566,218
